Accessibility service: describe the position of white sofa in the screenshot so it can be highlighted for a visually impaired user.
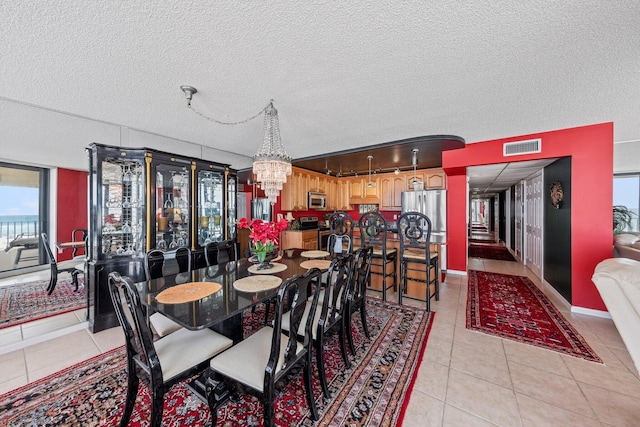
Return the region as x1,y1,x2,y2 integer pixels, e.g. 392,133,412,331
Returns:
592,258,640,374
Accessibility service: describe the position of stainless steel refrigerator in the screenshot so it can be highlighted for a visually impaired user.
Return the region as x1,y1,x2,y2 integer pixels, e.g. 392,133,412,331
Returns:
401,189,447,268
251,197,272,221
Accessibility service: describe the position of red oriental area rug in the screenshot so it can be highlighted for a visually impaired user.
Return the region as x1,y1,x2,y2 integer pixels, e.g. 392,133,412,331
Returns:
468,244,516,261
466,270,601,362
0,297,433,426
0,277,85,330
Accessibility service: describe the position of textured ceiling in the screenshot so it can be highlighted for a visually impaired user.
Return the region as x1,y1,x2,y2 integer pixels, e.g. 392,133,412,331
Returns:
2,1,640,169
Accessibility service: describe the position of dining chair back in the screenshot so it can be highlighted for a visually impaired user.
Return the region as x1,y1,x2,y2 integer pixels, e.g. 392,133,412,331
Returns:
41,232,84,295
204,239,236,266
71,228,88,258
144,247,192,337
207,268,323,426
288,253,354,398
397,211,439,310
144,247,192,280
358,211,397,301
346,246,373,355
108,272,232,427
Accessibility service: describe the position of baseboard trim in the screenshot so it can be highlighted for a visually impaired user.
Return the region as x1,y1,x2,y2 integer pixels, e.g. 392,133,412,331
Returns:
571,306,611,319
447,269,467,276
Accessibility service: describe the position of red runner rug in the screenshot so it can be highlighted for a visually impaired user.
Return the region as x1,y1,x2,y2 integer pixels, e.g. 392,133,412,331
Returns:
0,297,433,426
466,270,601,362
469,238,498,244
0,277,85,329
468,244,516,261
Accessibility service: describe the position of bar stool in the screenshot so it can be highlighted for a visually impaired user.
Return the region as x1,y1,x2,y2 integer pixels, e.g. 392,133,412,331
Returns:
328,210,354,257
358,211,397,301
397,211,439,311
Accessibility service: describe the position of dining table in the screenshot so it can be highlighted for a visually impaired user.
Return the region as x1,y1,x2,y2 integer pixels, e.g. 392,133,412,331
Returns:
136,248,332,343
135,247,331,404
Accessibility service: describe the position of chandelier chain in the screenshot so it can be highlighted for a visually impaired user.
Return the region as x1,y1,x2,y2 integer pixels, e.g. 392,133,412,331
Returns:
187,100,273,126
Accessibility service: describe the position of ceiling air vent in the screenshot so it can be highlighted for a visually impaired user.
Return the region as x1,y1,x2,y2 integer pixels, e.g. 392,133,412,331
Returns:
503,138,541,157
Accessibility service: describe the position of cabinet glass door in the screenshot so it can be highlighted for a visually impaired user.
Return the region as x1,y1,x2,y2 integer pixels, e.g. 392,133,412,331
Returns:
197,170,224,246
227,175,237,240
155,164,190,250
100,159,144,257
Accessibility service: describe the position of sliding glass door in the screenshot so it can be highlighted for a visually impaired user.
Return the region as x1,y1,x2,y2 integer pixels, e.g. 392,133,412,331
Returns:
614,174,640,232
0,162,49,273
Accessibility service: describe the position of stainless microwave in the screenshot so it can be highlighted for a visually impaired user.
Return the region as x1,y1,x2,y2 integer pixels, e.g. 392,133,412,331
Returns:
308,192,327,209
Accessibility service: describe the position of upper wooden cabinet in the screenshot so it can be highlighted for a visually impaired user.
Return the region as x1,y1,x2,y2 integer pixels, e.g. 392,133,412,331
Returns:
280,166,444,211
281,168,309,211
380,175,406,210
349,176,380,204
424,168,445,189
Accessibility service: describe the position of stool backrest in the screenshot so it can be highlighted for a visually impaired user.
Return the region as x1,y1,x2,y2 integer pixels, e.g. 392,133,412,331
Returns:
329,211,354,238
397,211,433,261
358,211,389,252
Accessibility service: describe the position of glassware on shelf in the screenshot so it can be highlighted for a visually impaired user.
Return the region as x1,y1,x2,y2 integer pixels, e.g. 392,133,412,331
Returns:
157,238,167,250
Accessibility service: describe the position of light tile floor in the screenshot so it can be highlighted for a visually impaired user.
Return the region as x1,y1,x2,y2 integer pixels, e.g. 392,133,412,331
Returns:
2,242,640,425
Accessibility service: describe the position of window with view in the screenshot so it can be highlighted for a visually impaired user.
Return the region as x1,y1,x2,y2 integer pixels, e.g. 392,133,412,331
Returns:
0,162,49,273
614,173,640,232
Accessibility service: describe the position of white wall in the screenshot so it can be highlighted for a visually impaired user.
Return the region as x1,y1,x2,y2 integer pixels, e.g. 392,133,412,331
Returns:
614,140,640,174
0,98,253,171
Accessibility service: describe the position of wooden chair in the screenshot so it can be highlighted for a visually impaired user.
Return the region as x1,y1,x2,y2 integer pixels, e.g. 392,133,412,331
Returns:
282,254,354,399
144,247,192,337
358,211,397,301
41,232,84,295
207,268,323,427
108,272,233,427
397,211,439,311
346,246,373,355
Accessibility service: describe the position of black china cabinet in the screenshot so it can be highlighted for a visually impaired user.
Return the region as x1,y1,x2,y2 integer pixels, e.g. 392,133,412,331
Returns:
87,144,237,332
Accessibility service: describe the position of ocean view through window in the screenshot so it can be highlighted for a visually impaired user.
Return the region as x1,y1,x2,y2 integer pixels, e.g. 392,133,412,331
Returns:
0,162,48,273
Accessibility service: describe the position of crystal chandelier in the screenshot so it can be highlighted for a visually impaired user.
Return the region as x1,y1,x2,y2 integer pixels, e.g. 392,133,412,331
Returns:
252,102,292,204
180,86,292,204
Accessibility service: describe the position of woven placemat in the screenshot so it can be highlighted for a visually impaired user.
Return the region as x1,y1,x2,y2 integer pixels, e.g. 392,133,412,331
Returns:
233,275,282,293
301,250,330,258
155,282,222,304
247,262,288,274
300,259,332,270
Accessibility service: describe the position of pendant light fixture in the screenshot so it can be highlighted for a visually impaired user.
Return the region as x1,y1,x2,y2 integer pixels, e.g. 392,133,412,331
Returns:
366,155,375,188
180,86,291,204
410,148,421,190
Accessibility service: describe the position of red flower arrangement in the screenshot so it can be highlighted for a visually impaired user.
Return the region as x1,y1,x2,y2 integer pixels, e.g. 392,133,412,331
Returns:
238,218,289,260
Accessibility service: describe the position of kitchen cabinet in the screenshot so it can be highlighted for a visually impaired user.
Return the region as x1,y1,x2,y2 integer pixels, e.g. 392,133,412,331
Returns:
280,230,318,250
336,179,352,210
281,168,309,211
349,176,380,204
280,166,443,211
325,178,338,210
424,168,445,189
86,143,236,332
380,175,406,210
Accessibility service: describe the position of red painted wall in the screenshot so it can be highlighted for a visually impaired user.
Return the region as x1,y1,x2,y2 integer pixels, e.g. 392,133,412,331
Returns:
443,122,613,311
56,169,88,261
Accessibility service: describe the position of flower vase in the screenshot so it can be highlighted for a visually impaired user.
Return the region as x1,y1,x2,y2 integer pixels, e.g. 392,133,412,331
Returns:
251,242,278,270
